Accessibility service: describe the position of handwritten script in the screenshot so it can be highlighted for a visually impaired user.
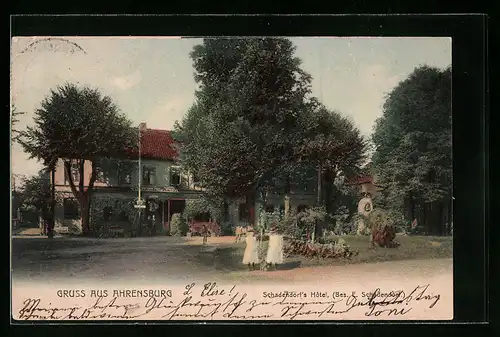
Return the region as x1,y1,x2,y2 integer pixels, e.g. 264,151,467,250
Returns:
15,283,441,321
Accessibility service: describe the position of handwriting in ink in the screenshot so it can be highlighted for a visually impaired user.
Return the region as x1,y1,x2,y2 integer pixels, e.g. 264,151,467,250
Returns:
15,284,442,321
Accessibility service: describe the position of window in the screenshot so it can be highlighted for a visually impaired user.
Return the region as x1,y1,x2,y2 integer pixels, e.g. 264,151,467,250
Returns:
118,165,132,185
103,206,113,221
238,203,249,222
142,166,156,185
265,204,275,213
63,198,80,220
297,204,308,213
170,168,181,186
64,162,80,185
95,167,106,183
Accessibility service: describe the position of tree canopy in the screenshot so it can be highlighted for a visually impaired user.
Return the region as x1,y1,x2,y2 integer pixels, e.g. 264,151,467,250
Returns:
174,38,316,199
18,83,138,234
18,170,53,219
175,38,368,228
371,65,452,232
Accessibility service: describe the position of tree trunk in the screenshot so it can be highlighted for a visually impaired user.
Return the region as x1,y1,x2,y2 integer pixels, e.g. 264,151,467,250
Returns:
80,195,91,236
317,163,322,206
410,197,415,222
323,169,335,214
48,168,56,239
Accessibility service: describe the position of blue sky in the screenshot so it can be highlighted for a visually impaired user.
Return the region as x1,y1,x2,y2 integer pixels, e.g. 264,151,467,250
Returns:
11,36,451,178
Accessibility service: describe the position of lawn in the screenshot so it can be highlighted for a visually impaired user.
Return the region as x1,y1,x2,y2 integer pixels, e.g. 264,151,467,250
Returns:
196,235,453,272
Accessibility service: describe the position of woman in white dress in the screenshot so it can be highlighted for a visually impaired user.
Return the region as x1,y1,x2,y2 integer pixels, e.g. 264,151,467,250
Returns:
242,229,259,271
265,226,284,271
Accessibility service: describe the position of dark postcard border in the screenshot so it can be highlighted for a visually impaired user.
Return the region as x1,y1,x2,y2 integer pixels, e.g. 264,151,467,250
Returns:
9,15,488,325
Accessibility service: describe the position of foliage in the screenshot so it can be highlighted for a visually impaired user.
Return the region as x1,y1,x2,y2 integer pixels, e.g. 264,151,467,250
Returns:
257,209,282,233
296,107,368,208
170,213,188,236
17,170,53,220
363,208,395,231
371,226,399,248
90,198,136,237
220,221,235,236
297,206,331,238
284,238,358,259
330,205,357,235
184,195,223,222
173,38,316,199
276,209,303,239
11,105,25,142
362,208,401,248
18,83,138,234
372,65,452,233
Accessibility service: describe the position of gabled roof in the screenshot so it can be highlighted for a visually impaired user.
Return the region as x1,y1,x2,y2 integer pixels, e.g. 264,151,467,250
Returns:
346,175,374,185
141,128,178,160
125,128,178,161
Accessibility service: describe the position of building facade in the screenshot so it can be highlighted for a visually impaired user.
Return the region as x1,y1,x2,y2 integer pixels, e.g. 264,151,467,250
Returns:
52,123,320,235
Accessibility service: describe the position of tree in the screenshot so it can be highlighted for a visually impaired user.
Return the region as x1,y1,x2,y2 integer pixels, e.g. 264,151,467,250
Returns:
11,105,25,142
18,170,53,229
174,38,316,217
372,65,452,234
19,83,137,235
296,106,368,216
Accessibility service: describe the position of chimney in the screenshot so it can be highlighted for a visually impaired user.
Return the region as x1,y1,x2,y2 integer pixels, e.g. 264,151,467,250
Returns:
139,123,147,132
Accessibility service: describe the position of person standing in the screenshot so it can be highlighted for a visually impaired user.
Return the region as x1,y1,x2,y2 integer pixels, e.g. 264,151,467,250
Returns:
265,226,284,271
242,229,259,271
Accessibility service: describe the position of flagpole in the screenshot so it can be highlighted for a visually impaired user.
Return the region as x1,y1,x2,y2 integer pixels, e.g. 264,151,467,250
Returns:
138,124,142,202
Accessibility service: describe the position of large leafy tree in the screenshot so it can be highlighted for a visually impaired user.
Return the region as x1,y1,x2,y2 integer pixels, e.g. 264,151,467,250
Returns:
174,38,315,214
19,83,137,235
372,65,452,234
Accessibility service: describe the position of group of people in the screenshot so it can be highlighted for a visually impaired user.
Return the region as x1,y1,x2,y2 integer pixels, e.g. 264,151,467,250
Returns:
242,226,284,271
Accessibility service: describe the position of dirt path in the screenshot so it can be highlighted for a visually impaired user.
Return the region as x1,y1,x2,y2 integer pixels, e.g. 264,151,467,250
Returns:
227,258,453,285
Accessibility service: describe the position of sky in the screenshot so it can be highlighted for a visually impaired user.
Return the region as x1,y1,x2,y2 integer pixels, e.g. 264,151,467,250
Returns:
10,36,451,179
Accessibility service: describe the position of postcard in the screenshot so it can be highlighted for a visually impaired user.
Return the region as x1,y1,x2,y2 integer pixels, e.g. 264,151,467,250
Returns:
11,35,453,322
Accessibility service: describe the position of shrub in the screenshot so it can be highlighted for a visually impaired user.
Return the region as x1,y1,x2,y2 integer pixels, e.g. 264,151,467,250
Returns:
220,221,234,236
284,238,358,259
257,209,281,234
331,206,358,235
170,213,188,236
364,208,400,248
183,197,223,223
277,209,303,239
298,206,332,241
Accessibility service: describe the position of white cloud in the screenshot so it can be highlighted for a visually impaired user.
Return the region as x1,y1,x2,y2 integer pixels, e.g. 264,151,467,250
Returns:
144,94,193,130
111,70,142,90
